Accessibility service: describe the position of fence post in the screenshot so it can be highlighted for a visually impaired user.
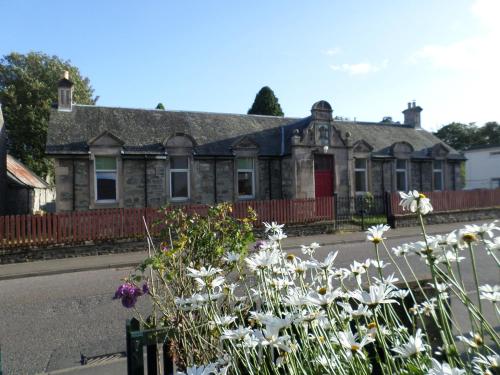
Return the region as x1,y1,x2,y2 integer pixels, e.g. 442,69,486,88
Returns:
163,339,175,375
385,191,396,228
360,196,365,231
126,318,144,375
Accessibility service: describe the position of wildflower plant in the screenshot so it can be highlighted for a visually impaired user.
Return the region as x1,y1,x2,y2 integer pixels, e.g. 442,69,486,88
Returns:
116,192,500,374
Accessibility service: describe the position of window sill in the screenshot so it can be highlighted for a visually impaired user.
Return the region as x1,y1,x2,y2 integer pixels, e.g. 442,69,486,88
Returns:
238,196,255,200
170,197,190,202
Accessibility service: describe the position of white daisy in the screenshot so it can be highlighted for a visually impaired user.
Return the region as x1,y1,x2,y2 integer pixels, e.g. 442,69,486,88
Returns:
366,224,391,244
349,284,398,307
391,329,427,357
426,358,465,375
331,328,375,359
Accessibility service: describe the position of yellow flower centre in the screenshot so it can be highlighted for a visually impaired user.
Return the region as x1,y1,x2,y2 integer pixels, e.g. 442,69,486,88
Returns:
286,254,295,261
367,322,377,329
418,193,427,199
351,344,360,352
462,233,477,243
473,334,483,346
372,237,382,244
318,287,328,295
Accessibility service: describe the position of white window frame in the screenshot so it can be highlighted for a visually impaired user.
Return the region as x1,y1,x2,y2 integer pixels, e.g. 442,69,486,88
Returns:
237,158,255,199
169,156,190,201
395,159,408,192
354,158,368,194
433,160,444,191
94,156,118,203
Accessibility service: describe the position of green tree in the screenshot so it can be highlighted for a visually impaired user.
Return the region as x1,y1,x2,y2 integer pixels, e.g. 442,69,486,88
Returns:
248,86,284,116
0,52,96,179
477,121,500,145
434,122,480,151
155,102,165,110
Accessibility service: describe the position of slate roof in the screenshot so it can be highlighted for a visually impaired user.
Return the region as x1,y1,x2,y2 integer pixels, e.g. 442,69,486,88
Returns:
46,104,464,159
333,121,464,159
47,105,299,156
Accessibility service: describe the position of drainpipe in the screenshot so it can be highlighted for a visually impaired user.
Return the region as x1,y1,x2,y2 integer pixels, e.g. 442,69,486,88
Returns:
72,159,76,211
268,159,272,200
381,160,386,193
419,162,423,191
144,156,148,208
213,157,217,204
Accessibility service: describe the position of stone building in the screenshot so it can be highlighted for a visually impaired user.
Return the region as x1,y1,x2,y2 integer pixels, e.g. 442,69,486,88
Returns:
46,74,465,212
0,104,7,215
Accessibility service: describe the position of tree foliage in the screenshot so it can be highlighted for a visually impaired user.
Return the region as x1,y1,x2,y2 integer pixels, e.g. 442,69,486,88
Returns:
434,121,500,151
155,102,165,110
248,86,284,116
0,52,96,179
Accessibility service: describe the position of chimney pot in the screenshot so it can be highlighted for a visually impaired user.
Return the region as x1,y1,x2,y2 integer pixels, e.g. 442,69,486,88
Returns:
407,102,411,109
412,101,416,108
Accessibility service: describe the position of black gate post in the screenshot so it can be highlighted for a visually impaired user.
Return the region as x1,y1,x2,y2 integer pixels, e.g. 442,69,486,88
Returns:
385,191,396,228
360,196,365,231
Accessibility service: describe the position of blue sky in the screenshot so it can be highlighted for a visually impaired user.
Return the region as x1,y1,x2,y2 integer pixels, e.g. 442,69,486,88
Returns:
1,0,499,130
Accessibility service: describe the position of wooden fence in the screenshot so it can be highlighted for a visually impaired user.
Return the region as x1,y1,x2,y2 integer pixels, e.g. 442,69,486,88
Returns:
0,197,334,249
389,189,500,216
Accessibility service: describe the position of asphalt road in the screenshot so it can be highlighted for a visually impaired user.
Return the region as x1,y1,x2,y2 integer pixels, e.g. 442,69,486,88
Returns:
0,233,498,374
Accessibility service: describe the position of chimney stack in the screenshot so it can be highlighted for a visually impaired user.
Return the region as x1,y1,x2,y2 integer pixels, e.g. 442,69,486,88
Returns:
402,100,422,129
57,70,74,111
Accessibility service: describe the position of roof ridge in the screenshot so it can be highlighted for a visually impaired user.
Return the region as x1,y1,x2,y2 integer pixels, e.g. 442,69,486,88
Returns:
71,104,300,120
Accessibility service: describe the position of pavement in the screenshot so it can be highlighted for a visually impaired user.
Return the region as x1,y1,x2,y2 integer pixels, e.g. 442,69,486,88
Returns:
0,219,493,375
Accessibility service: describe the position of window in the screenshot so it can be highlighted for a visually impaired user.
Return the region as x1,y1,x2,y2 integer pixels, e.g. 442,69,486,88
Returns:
354,159,367,193
396,159,407,192
170,156,189,200
433,160,444,191
491,178,500,188
95,156,117,202
237,158,254,198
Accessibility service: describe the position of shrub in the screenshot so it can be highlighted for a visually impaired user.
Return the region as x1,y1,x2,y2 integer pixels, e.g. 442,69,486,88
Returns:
116,193,500,374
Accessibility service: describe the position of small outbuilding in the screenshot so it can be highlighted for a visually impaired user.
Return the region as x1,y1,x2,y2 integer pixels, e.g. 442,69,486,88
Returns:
6,154,55,214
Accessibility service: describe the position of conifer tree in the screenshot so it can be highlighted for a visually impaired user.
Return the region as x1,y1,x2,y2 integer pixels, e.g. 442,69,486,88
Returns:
248,86,284,116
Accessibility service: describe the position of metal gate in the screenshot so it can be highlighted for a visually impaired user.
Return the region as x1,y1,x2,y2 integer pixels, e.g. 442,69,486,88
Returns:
333,193,389,231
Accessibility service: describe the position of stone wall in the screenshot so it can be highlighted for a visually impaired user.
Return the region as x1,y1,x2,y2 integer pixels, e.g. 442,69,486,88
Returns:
215,159,234,202
146,159,166,207
123,159,145,207
0,221,337,264
392,207,500,228
74,159,90,210
54,158,74,212
192,159,215,204
281,157,294,199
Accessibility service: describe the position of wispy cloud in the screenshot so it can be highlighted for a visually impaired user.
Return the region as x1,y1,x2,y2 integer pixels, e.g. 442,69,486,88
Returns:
411,0,500,128
323,47,341,56
412,0,499,71
330,60,388,75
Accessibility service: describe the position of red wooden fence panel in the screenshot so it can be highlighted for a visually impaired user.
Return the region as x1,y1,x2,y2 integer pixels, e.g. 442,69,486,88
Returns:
390,189,500,215
2,191,496,249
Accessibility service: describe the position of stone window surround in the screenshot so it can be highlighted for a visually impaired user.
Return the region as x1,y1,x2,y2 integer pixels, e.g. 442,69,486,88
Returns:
354,157,369,195
165,134,195,203
433,159,445,191
168,155,191,202
233,150,258,201
394,158,410,192
88,148,123,209
94,156,118,203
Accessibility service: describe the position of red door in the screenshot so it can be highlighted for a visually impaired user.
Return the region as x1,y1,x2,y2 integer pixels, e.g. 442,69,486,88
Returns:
314,155,334,197
314,155,334,218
